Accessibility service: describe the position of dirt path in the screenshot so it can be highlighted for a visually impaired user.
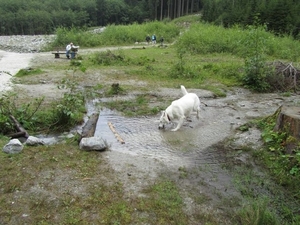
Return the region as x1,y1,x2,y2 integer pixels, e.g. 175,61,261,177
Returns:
0,50,35,92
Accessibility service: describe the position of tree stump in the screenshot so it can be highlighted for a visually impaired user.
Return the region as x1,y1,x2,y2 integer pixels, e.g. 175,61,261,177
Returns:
274,106,300,141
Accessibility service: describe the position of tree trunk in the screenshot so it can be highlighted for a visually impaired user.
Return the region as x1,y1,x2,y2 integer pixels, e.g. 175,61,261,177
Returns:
80,113,99,141
167,0,170,18
274,106,300,141
174,0,177,19
160,0,163,20
186,0,190,14
177,0,181,17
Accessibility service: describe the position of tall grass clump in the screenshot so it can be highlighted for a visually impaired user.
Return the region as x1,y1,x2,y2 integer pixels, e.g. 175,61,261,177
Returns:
50,26,104,48
264,35,299,61
175,23,247,55
176,22,300,61
171,14,202,25
235,199,279,225
101,21,179,45
51,22,180,49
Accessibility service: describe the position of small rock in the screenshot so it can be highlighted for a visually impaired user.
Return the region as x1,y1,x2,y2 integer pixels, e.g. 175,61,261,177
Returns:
79,137,107,151
25,136,45,146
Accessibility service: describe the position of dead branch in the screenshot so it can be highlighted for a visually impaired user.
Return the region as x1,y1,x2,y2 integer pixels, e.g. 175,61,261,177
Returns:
9,115,29,138
201,102,237,111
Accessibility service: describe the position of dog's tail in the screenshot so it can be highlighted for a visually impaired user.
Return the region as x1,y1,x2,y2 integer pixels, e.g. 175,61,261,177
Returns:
180,85,188,96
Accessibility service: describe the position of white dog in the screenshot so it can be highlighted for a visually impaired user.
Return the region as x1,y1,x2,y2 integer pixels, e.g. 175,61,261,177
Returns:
158,85,200,131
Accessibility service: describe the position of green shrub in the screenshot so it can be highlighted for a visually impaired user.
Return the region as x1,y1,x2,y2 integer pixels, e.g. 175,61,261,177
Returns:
242,24,272,92
53,78,86,130
90,50,126,66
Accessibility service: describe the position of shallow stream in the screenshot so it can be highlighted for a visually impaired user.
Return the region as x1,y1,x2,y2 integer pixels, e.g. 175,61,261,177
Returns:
92,89,294,168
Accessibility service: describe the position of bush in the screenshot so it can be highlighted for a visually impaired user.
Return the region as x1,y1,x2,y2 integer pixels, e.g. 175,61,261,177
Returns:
90,50,125,66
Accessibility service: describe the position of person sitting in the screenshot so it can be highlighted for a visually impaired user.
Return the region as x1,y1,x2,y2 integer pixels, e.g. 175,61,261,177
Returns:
70,44,79,59
66,42,73,59
66,42,79,59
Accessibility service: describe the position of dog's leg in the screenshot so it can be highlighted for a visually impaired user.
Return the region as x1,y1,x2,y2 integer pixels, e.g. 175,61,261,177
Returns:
196,106,200,119
171,116,185,131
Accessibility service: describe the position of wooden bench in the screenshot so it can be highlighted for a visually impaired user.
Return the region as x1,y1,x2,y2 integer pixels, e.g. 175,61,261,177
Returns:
52,48,66,58
51,48,78,59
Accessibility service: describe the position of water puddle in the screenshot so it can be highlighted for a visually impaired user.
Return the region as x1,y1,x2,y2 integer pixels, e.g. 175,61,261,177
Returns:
94,106,237,167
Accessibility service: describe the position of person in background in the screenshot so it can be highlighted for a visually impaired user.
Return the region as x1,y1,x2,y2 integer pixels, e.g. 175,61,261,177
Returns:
160,36,164,47
151,34,156,44
66,42,79,59
70,44,79,59
146,35,151,44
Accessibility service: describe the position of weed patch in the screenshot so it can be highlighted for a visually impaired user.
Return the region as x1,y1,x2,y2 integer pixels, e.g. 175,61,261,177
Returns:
15,68,44,77
101,94,163,117
137,179,188,224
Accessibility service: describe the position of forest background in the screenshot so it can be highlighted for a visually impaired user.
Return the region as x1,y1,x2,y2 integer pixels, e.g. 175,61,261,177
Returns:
0,0,299,39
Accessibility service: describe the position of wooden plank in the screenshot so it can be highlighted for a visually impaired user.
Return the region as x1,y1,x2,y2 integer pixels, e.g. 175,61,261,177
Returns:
108,122,125,144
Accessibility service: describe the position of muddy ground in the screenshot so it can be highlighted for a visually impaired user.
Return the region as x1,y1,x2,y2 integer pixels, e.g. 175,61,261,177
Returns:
1,45,300,224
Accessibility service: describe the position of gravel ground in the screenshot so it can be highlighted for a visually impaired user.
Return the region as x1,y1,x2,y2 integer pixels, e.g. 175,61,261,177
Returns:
0,35,54,92
0,35,55,53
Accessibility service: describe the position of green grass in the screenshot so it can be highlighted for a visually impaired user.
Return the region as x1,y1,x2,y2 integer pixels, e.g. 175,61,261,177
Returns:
235,198,280,225
82,46,243,94
101,94,164,117
0,140,189,224
176,23,300,62
137,179,188,225
15,68,44,77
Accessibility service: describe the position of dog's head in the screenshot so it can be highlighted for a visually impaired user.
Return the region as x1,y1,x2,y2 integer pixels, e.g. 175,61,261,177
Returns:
158,111,170,129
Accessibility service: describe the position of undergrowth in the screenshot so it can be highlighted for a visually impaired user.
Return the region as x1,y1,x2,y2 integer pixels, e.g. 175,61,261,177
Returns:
256,113,300,193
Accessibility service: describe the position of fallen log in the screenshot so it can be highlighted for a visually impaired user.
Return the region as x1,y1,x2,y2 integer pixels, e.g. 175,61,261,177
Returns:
80,113,99,141
9,115,29,138
108,122,125,144
8,131,27,139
